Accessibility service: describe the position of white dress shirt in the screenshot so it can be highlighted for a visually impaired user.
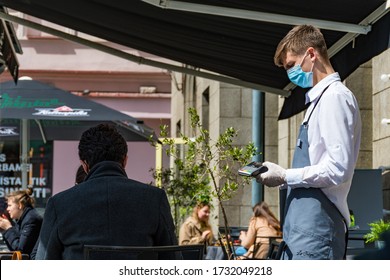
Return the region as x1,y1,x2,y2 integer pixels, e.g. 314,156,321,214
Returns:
285,72,362,224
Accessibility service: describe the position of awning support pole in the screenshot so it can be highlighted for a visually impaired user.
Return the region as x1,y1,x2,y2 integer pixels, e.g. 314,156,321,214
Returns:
251,90,265,206
20,119,29,189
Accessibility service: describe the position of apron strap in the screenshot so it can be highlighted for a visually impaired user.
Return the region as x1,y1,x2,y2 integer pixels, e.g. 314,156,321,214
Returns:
303,84,330,126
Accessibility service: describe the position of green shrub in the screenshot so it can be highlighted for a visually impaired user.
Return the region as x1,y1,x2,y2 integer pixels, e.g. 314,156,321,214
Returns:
363,219,390,243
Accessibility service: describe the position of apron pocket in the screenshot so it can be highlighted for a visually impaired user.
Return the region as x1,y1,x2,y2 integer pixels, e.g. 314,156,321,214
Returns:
287,225,331,260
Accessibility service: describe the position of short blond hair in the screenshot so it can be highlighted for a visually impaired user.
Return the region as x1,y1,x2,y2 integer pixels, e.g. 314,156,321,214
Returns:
274,25,329,67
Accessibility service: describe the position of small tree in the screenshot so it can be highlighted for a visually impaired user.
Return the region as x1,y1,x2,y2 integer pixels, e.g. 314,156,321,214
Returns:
151,156,212,232
151,108,257,258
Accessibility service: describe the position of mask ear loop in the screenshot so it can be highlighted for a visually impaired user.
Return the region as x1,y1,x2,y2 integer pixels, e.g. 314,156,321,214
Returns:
299,51,309,66
308,51,315,72
305,47,316,72
310,62,314,72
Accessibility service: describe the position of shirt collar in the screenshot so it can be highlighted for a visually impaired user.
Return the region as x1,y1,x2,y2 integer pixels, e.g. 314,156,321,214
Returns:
305,72,341,104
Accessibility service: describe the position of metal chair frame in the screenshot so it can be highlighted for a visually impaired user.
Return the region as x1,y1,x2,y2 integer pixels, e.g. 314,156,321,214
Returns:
83,244,205,260
240,235,283,260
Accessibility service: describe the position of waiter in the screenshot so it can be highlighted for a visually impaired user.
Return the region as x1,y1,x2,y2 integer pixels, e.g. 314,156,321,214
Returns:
256,25,361,260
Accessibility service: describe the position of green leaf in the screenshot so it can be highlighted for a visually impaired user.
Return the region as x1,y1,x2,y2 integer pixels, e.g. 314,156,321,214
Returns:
363,219,390,243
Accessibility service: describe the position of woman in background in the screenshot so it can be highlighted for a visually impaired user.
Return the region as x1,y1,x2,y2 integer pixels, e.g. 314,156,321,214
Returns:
0,187,42,257
238,201,282,259
179,202,214,245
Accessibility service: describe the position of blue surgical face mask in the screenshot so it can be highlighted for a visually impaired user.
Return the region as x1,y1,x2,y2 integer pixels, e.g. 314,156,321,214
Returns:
287,52,313,88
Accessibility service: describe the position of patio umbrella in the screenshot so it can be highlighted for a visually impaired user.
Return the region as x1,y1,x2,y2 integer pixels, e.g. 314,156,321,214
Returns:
0,79,157,187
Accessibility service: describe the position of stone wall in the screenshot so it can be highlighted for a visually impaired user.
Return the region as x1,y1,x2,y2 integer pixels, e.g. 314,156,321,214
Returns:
372,48,390,214
344,61,373,169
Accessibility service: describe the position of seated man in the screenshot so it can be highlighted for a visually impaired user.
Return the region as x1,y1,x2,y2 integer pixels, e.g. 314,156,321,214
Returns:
36,123,177,259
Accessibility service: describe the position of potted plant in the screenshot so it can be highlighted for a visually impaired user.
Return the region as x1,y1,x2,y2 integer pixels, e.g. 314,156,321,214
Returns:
363,219,390,249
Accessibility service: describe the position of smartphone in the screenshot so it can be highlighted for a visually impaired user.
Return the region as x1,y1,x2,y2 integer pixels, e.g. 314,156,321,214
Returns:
238,162,268,177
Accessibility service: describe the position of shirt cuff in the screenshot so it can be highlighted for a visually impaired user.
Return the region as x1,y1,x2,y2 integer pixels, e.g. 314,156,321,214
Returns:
285,168,304,187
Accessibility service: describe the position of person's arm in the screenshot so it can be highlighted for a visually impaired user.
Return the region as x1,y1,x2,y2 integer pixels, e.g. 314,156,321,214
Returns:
29,240,39,260
178,223,191,245
240,219,256,249
2,215,41,255
256,85,360,189
154,190,180,259
286,87,360,188
154,190,178,246
35,198,63,259
179,223,201,245
179,219,213,245
205,228,214,245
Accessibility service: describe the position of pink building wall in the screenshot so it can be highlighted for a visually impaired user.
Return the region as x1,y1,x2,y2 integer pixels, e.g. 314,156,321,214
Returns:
51,98,171,195
52,140,162,195
1,22,172,197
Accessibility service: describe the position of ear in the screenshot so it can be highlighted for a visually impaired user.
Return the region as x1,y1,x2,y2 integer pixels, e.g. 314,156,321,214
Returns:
80,160,89,173
307,47,316,60
122,155,128,169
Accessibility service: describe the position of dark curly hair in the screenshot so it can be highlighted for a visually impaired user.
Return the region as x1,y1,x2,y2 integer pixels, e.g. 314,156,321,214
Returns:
78,123,128,169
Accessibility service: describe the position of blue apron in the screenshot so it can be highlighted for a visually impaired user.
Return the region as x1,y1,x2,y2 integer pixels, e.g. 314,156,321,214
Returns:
281,87,347,260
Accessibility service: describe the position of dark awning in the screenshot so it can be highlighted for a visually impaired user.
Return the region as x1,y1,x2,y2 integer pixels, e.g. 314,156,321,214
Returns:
0,79,157,141
0,0,389,119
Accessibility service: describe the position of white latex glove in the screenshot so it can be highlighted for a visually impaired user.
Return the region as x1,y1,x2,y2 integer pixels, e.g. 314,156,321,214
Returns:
255,161,286,187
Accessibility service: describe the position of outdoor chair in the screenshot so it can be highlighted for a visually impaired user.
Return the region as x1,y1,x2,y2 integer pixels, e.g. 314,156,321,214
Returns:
216,236,237,260
83,244,205,260
266,238,285,260
239,236,283,260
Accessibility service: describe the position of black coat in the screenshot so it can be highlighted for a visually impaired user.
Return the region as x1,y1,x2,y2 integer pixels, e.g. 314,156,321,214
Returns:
35,161,177,259
2,206,42,256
